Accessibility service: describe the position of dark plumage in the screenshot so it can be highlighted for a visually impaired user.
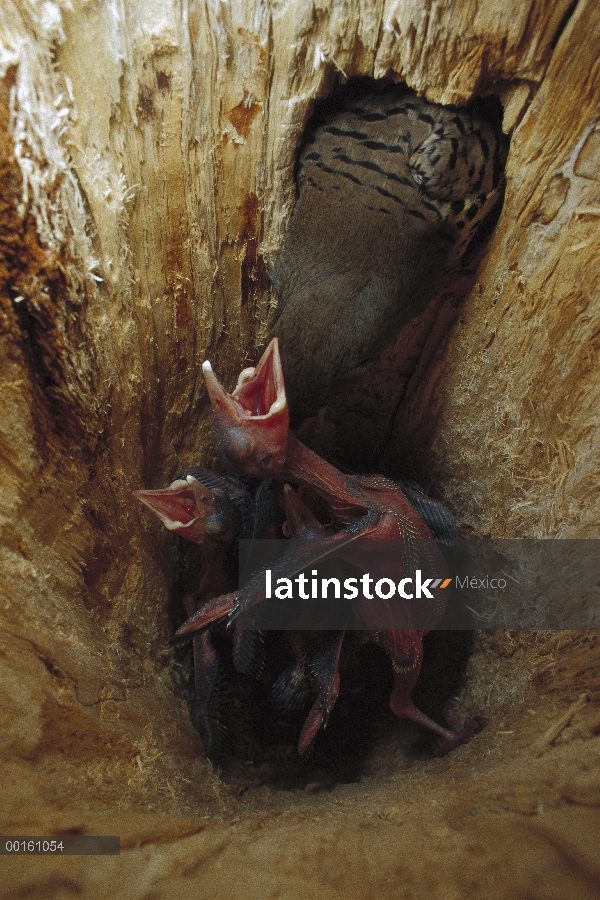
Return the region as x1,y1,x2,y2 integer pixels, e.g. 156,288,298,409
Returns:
269,81,508,422
184,339,487,756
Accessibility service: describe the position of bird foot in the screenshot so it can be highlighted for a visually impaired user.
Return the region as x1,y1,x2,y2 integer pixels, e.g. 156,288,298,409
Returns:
391,695,486,756
432,715,488,757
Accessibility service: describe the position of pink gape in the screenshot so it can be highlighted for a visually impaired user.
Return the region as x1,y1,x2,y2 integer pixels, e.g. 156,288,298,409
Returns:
176,338,485,755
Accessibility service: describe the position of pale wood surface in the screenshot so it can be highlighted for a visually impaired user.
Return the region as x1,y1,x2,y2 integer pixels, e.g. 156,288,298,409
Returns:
0,1,599,897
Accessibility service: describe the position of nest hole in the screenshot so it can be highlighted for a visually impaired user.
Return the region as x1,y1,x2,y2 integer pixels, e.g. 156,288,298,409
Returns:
162,77,511,792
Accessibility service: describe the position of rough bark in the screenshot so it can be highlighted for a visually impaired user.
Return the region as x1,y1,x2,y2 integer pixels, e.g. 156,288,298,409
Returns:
0,1,599,898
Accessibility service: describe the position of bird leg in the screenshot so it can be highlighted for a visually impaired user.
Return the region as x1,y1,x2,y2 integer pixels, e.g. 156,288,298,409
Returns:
297,630,345,755
389,663,487,757
183,594,227,761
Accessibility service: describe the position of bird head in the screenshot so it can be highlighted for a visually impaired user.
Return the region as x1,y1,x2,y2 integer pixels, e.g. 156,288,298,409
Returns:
135,471,242,544
202,338,289,476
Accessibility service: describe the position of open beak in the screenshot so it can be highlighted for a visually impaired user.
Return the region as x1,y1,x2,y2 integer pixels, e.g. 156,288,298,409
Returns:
135,475,239,545
202,338,289,476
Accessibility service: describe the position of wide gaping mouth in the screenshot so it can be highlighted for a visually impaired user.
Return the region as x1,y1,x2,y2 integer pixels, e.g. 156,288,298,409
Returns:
233,340,286,419
134,479,199,530
202,338,290,475
202,338,287,422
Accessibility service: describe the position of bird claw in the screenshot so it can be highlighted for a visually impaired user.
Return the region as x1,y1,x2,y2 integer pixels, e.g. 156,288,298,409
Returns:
432,716,488,757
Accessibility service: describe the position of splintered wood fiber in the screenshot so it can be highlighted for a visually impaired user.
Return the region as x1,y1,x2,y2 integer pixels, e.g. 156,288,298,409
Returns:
0,1,599,899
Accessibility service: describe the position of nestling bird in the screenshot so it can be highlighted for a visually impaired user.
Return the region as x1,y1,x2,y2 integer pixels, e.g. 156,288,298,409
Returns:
135,468,262,760
186,340,486,755
135,446,455,760
269,80,507,422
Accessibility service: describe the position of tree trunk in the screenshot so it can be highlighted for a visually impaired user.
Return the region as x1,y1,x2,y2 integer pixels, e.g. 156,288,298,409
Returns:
1,1,599,897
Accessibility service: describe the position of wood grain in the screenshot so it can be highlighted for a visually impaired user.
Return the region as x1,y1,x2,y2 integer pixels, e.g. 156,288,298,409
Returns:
0,1,599,896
